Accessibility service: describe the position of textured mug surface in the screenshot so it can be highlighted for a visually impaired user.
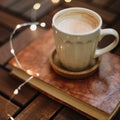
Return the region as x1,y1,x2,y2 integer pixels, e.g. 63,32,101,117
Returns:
52,7,119,71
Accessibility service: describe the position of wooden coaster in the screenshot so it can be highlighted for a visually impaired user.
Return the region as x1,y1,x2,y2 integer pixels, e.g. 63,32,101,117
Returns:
49,49,100,79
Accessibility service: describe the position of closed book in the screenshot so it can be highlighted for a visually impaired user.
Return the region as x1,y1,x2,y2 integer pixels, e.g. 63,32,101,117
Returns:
9,29,120,120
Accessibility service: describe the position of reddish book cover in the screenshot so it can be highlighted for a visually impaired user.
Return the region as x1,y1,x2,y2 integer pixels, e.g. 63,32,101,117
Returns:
9,29,120,120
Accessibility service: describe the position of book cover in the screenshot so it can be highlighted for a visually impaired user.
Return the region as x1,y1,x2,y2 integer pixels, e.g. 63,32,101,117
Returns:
9,29,120,120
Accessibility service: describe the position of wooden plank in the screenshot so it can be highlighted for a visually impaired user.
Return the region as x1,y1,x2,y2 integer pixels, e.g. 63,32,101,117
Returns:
24,0,62,20
54,107,88,120
0,26,11,44
8,0,35,13
0,27,45,65
0,68,37,106
15,95,62,120
110,0,120,13
98,35,115,49
0,10,26,29
91,0,109,6
112,20,120,56
0,95,19,120
113,20,120,34
0,0,17,7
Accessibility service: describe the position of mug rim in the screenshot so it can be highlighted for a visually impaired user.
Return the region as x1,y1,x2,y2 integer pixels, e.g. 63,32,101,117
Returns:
52,7,102,36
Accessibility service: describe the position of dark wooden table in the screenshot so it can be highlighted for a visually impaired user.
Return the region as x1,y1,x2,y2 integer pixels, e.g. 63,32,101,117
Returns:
0,0,120,120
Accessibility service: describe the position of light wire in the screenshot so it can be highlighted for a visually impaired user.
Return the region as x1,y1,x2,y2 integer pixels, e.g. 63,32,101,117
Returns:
8,22,39,120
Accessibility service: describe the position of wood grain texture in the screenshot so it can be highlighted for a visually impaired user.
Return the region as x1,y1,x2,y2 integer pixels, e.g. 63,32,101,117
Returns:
0,0,18,7
0,26,11,44
0,95,19,120
15,95,62,120
23,0,62,20
0,10,26,28
54,107,89,120
8,0,35,13
92,0,110,6
110,0,120,13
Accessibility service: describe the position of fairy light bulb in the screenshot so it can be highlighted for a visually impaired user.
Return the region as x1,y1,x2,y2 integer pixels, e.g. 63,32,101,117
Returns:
30,24,37,31
36,73,40,77
51,0,60,4
33,3,41,10
16,24,21,29
40,22,46,28
26,69,33,75
10,49,15,55
14,89,19,95
64,0,72,3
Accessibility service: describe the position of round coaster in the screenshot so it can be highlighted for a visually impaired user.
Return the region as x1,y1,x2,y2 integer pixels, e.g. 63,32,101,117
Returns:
49,49,100,79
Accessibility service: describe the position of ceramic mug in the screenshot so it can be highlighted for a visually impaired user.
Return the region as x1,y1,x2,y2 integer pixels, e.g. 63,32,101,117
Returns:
52,7,119,71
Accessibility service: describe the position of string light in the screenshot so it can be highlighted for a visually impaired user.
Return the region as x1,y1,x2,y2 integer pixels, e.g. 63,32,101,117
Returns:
36,73,40,77
64,0,72,3
30,24,37,31
16,24,21,29
51,0,60,4
40,22,46,27
33,2,41,10
8,22,42,120
10,48,15,55
8,114,15,120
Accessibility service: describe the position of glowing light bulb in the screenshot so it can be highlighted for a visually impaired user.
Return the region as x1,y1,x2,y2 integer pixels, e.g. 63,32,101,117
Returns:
14,89,19,95
51,0,60,4
26,69,33,75
30,24,37,31
40,22,46,28
33,3,41,10
8,114,15,120
16,24,21,29
64,0,72,3
11,49,15,55
36,73,40,77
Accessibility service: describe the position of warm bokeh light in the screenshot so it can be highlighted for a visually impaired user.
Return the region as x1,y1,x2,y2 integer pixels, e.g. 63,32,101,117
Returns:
14,89,19,95
16,24,21,29
51,0,60,4
64,0,72,3
40,22,46,28
26,69,33,75
33,3,41,10
30,24,37,31
10,48,15,55
12,62,18,67
36,73,40,77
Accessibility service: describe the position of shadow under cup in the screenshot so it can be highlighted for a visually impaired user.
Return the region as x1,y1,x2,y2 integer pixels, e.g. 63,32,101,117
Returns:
52,8,103,72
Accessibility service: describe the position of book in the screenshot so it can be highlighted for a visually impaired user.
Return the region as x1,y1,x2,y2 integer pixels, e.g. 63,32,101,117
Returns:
9,29,120,120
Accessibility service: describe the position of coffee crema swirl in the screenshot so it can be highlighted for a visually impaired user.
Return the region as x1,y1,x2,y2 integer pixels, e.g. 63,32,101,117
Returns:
56,12,98,34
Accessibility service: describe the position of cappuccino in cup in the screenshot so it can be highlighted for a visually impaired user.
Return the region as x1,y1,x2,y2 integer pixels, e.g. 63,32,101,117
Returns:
57,12,98,34
52,7,119,71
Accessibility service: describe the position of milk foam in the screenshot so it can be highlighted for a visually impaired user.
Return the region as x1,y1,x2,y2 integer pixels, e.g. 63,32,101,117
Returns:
57,14,98,34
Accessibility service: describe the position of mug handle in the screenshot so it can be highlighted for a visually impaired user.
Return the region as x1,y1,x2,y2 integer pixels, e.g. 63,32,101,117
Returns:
94,29,119,58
